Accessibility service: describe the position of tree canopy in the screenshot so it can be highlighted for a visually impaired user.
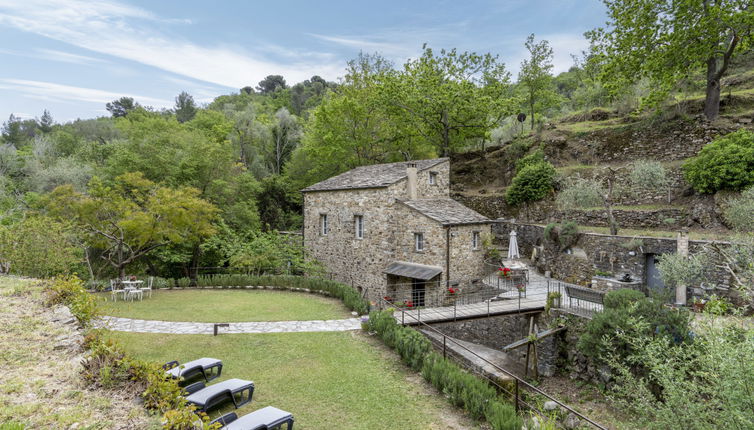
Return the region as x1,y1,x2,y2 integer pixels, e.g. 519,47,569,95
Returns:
589,0,754,119
42,173,218,278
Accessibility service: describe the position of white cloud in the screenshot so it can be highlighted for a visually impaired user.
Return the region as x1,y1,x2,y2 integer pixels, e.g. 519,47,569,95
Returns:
0,78,172,107
35,48,108,65
0,0,346,88
308,21,473,64
0,47,107,65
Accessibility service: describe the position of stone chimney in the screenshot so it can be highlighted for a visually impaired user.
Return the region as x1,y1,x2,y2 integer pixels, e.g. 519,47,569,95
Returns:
406,162,418,200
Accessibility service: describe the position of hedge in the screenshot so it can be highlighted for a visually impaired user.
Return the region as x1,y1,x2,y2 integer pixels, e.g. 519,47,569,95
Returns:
93,274,370,315
368,311,522,430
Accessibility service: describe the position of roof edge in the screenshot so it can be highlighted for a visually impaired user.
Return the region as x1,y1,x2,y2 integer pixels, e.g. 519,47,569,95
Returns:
300,158,449,193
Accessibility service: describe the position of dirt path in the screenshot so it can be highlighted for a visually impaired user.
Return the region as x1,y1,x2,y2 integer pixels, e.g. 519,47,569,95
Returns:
0,276,159,429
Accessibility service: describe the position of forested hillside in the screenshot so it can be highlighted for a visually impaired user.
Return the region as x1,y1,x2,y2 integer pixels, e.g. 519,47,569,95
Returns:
2,0,753,282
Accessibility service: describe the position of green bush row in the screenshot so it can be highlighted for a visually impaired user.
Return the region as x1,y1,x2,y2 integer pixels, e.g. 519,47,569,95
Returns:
93,274,370,315
367,311,522,429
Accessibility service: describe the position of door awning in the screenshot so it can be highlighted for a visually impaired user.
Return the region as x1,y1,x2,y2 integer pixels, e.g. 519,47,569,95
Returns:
384,261,443,280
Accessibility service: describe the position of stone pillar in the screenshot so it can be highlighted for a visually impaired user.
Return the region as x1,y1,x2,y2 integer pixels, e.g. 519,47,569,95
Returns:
676,229,689,305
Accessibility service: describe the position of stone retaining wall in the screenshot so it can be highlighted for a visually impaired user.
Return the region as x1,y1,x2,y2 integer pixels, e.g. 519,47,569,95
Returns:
429,312,559,377
493,221,737,302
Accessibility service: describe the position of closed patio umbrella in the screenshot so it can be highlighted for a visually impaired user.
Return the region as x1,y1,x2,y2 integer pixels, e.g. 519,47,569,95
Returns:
507,230,520,259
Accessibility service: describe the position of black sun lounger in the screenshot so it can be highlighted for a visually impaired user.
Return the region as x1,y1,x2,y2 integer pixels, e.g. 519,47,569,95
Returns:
164,357,222,382
211,406,295,430
185,378,254,413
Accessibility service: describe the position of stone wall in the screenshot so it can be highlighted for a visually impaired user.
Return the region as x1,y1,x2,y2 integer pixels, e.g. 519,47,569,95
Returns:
304,187,396,298
448,223,491,287
494,221,736,301
430,312,559,377
454,193,727,231
304,160,491,307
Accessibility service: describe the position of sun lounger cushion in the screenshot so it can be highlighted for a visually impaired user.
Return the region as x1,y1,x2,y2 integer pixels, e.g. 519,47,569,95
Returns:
221,406,294,430
186,378,254,412
166,357,222,381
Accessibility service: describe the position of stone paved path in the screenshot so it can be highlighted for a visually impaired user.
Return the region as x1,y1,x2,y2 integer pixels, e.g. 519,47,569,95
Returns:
96,316,362,334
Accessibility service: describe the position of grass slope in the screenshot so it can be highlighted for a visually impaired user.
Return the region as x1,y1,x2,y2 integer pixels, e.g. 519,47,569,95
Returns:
108,330,475,430
98,289,352,322
0,277,158,429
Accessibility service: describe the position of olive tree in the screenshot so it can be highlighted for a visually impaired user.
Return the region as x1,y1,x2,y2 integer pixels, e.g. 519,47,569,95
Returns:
557,168,621,235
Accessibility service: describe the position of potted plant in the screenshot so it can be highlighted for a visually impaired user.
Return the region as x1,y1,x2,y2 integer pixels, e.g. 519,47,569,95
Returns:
498,267,512,278
692,298,706,313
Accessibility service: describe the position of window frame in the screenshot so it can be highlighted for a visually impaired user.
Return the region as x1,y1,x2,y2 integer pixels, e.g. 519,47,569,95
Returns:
320,213,329,236
472,231,480,250
414,232,424,252
429,171,438,185
354,215,364,239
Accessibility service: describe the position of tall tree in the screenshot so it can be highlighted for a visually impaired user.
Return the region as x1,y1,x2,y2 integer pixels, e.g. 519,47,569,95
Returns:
1,114,24,148
269,107,301,175
388,47,515,156
174,91,198,123
106,97,139,118
518,34,559,130
43,173,218,278
300,53,428,182
589,0,754,120
38,109,54,133
256,75,288,94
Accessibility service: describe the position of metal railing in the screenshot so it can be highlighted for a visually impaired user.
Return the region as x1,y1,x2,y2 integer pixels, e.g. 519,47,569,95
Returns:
380,296,607,429
381,278,604,324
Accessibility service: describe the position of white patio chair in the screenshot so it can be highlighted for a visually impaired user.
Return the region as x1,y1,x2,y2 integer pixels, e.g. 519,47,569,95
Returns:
126,288,143,302
110,279,126,302
140,276,153,298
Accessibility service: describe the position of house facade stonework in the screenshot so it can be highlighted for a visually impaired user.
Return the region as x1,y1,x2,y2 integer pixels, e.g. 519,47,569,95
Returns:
302,158,492,307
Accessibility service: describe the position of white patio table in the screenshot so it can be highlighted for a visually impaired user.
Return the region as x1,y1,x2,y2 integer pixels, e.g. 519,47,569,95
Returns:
122,280,144,301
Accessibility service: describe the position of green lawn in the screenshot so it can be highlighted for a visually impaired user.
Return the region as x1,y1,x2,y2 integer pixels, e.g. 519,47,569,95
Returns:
107,331,472,430
97,289,352,322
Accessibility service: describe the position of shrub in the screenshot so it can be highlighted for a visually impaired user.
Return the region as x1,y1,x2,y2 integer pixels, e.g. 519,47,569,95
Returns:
558,221,579,250
603,288,645,310
543,221,579,251
515,149,545,171
723,186,754,231
543,223,556,241
0,216,81,278
505,161,556,206
45,275,98,327
682,129,754,193
486,402,523,430
556,176,604,209
578,295,691,364
81,332,218,429
369,311,521,429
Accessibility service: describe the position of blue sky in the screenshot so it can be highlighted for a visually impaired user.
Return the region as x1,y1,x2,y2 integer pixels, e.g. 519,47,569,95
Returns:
0,0,607,123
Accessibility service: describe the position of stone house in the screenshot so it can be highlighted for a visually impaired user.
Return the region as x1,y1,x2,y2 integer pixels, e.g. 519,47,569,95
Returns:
302,158,493,307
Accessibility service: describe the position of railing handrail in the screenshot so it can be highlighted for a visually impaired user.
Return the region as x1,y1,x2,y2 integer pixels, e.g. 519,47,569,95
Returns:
381,297,607,430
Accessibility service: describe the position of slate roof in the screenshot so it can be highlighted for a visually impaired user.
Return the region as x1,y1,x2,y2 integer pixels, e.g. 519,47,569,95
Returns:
384,261,443,280
301,158,448,192
401,198,491,225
